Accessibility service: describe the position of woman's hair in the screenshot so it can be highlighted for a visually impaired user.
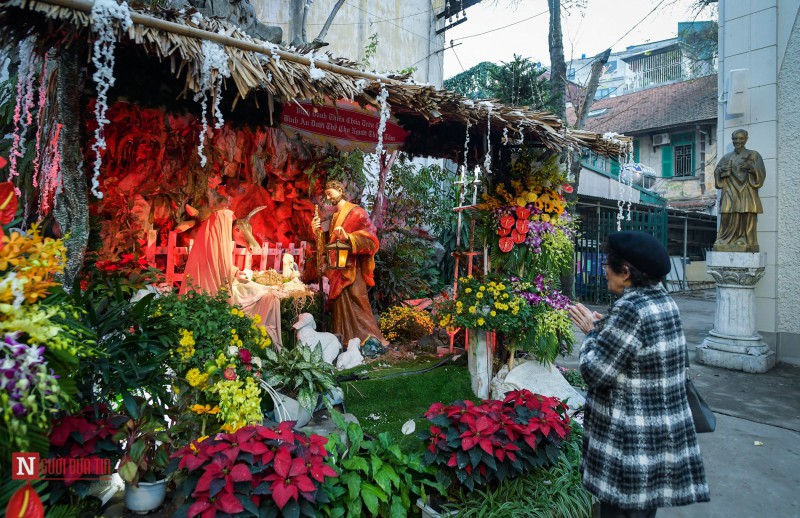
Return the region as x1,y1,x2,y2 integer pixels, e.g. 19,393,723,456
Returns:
605,245,663,287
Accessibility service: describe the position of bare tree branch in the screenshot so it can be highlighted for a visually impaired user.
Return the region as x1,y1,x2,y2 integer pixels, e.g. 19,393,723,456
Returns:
314,0,346,45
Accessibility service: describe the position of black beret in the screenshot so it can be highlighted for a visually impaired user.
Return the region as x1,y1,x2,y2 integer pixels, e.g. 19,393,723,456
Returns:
607,231,671,278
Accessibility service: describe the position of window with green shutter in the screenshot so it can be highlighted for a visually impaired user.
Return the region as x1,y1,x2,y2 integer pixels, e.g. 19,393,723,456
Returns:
661,145,673,177
634,139,640,163
671,132,695,177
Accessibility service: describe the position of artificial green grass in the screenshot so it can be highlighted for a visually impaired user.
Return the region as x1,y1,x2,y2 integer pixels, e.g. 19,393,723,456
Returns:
341,355,474,449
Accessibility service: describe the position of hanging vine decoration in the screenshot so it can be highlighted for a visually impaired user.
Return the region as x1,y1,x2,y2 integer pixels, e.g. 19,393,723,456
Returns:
32,53,49,190
9,37,37,195
195,40,231,168
90,0,133,199
462,118,472,173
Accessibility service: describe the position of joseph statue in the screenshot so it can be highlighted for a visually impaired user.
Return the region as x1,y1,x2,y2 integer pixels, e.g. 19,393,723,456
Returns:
312,180,388,347
713,129,766,253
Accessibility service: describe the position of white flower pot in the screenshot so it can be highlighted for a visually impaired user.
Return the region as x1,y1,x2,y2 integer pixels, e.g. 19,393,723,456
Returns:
274,393,312,428
124,479,168,514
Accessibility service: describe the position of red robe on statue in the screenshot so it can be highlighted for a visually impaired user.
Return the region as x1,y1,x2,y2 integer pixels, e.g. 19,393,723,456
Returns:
180,209,283,348
326,202,388,346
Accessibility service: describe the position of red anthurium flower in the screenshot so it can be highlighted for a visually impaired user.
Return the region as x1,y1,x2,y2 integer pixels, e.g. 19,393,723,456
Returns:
264,448,317,509
515,219,529,234
499,214,515,229
499,237,514,252
0,181,17,225
511,229,526,244
496,226,511,236
0,155,7,169
515,207,531,220
562,183,574,194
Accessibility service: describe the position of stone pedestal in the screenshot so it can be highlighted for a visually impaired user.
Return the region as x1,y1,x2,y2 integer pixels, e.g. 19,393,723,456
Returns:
467,329,492,399
696,251,775,373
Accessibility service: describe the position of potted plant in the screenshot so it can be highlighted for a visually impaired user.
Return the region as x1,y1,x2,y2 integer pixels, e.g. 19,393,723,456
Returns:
416,389,572,515
115,397,172,514
318,410,445,517
261,344,338,426
169,422,338,518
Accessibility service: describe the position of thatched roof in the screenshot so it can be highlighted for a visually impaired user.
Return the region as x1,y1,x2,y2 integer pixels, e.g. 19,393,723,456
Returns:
1,0,629,161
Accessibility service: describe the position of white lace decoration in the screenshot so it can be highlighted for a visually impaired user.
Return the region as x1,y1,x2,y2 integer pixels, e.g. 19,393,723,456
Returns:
194,40,231,167
374,85,390,157
90,0,133,199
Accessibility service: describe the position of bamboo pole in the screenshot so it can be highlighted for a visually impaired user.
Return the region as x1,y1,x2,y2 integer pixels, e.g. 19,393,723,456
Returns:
34,0,405,86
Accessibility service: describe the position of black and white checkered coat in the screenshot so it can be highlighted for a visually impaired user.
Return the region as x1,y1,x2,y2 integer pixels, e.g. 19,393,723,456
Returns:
579,285,710,509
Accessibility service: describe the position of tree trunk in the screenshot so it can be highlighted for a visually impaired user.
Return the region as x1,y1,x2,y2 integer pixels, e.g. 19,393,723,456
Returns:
369,150,398,230
54,45,89,292
560,49,613,300
289,0,305,46
547,0,567,122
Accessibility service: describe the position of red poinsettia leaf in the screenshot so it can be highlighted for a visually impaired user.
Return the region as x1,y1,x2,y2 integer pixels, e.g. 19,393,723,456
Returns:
0,156,7,169
0,182,17,225
310,461,337,482
511,229,526,244
515,219,529,234
515,207,531,220
496,226,511,236
240,440,270,455
499,237,514,253
194,464,223,495
229,463,253,483
287,457,308,478
499,214,515,229
187,499,211,518
215,493,244,514
270,480,299,509
293,474,316,493
181,452,208,472
478,438,494,456
272,448,292,478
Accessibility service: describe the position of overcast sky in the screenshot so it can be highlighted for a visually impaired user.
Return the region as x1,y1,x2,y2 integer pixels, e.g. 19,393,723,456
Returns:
443,0,717,79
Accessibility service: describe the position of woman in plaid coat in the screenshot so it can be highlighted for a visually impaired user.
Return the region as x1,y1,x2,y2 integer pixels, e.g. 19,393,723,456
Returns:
569,231,709,518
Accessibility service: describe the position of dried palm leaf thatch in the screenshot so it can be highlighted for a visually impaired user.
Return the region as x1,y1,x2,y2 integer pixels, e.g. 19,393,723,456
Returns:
0,0,630,159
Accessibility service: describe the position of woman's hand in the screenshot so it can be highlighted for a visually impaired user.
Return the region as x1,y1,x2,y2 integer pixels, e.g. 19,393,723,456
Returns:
569,303,603,334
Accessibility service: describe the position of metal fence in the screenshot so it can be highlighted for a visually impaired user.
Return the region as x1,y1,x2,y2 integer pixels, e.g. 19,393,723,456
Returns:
574,199,669,305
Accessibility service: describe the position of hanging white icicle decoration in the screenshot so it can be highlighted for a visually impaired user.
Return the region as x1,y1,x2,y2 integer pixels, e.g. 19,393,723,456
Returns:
374,85,390,157
481,103,492,176
194,40,231,167
462,119,472,173
515,124,525,145
90,0,133,199
502,127,509,145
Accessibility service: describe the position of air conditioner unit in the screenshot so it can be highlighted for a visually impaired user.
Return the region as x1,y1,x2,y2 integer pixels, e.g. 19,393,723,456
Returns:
652,133,671,147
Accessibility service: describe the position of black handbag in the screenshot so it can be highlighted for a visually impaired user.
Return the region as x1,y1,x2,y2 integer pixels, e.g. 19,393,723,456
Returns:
685,351,716,433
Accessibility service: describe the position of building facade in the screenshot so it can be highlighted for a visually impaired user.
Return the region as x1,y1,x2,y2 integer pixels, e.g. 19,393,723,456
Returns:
718,0,800,366
253,1,449,87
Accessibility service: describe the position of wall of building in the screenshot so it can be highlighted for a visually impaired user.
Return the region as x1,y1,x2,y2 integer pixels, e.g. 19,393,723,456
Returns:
253,0,446,87
776,1,800,365
718,0,800,365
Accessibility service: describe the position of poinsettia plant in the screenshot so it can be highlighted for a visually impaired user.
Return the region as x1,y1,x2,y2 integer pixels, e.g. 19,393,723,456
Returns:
418,389,571,491
169,422,338,518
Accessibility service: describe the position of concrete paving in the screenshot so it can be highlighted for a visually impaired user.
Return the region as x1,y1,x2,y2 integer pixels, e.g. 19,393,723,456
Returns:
561,289,800,518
